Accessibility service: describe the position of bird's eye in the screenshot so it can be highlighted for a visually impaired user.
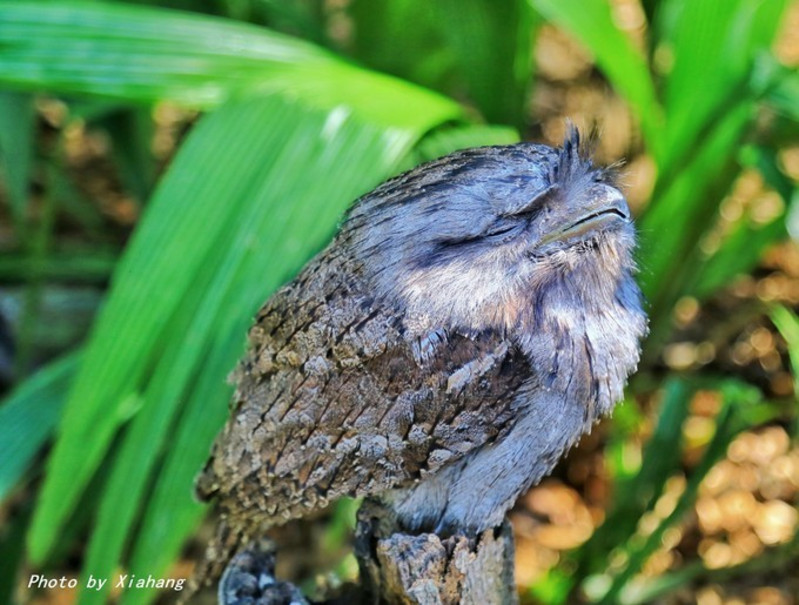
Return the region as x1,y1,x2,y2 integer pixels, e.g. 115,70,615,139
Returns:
486,218,523,239
506,184,557,217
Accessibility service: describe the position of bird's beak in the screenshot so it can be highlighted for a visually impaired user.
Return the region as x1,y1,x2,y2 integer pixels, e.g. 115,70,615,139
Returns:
539,185,630,247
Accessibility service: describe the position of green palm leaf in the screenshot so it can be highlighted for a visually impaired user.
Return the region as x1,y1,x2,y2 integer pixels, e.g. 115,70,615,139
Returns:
0,1,461,131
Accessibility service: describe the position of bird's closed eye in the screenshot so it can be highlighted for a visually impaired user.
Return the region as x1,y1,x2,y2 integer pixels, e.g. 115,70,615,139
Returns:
505,184,557,217
485,218,524,239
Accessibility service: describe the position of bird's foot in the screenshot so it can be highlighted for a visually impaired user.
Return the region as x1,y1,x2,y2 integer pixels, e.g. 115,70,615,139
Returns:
218,541,309,605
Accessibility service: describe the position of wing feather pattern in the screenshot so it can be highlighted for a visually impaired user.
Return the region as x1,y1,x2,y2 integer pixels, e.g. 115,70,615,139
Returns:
196,244,530,535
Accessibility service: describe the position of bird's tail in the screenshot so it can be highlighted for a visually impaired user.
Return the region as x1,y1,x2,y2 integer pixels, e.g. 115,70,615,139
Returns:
179,517,247,605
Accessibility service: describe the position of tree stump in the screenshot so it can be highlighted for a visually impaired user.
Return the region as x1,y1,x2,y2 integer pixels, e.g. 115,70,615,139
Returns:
354,499,518,605
215,500,518,605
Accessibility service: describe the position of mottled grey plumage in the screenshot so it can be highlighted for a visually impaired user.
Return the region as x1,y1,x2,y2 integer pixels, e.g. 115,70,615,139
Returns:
193,130,647,588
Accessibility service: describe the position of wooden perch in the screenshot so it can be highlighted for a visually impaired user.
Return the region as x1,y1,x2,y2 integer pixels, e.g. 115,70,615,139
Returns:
354,499,518,605
215,499,517,605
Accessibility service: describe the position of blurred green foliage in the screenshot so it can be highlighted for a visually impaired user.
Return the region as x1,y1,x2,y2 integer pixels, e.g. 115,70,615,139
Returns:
0,1,796,604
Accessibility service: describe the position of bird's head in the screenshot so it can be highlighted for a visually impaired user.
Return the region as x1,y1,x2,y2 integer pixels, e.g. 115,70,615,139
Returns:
342,129,640,338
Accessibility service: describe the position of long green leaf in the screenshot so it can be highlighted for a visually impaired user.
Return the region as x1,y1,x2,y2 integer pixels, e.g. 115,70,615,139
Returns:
0,352,79,501
626,537,799,604
661,0,788,171
639,100,753,339
349,0,537,129
0,501,31,605
528,0,663,153
30,104,276,562
771,306,799,405
0,251,116,283
97,107,157,203
120,329,240,605
435,0,538,128
349,0,454,95
763,62,799,122
0,1,462,132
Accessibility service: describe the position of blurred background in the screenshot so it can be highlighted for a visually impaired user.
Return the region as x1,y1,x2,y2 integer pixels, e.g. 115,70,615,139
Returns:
0,1,797,604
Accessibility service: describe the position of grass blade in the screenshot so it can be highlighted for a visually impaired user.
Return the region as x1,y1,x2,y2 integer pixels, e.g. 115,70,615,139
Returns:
626,537,799,604
772,306,799,377
0,91,35,234
96,107,157,203
0,502,31,605
763,62,799,122
119,329,241,605
0,251,116,283
772,305,799,436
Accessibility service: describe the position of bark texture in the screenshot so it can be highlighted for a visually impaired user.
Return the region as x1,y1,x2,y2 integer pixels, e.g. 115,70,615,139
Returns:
215,513,517,605
354,500,518,605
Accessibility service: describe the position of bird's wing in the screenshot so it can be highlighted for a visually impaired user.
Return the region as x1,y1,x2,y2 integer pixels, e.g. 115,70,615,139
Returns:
195,253,529,531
